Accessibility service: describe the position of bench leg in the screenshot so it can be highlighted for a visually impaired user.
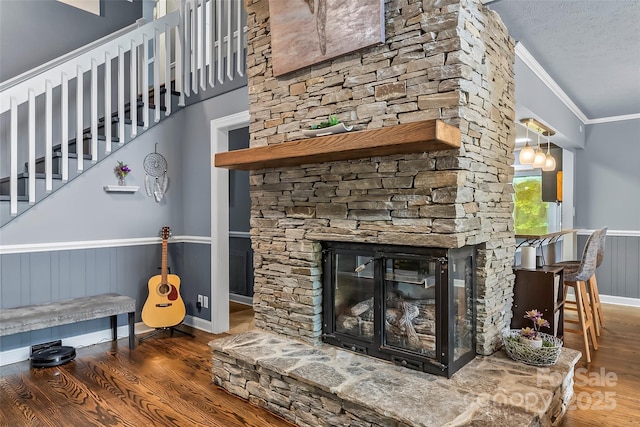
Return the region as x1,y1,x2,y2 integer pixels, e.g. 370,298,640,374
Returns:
128,312,135,350
111,315,118,341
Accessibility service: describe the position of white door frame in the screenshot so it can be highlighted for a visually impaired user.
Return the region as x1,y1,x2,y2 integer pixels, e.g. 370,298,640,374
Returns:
210,110,250,333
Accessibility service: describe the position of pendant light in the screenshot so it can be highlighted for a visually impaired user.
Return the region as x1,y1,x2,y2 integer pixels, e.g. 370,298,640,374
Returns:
532,133,546,168
542,134,557,171
518,125,535,165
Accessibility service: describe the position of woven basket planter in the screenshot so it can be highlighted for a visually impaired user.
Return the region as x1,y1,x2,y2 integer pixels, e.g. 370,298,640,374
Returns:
502,329,563,367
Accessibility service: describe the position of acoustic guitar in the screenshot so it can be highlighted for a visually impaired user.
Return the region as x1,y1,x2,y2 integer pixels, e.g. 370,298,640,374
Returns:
141,226,186,328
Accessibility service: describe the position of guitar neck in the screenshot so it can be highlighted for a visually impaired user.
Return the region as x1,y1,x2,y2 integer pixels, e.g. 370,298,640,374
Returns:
161,238,168,283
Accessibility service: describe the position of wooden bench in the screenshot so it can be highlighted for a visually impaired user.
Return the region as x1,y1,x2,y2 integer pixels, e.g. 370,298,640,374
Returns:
0,293,136,349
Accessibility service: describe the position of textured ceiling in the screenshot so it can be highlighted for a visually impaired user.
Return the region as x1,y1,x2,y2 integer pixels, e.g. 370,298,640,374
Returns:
487,0,640,120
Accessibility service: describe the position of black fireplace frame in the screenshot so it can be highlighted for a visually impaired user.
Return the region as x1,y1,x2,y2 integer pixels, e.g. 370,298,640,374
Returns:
322,241,476,378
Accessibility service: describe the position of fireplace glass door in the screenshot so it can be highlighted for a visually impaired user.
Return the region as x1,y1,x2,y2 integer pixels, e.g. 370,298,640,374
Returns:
384,257,438,357
333,252,375,342
322,242,476,378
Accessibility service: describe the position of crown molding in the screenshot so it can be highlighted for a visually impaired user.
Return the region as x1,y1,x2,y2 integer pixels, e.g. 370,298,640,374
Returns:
586,113,640,125
516,42,639,126
515,42,589,124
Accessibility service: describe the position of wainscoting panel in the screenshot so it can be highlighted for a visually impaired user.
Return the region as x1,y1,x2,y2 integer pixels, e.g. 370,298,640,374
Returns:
577,233,640,299
177,242,212,321
229,236,253,298
0,244,174,352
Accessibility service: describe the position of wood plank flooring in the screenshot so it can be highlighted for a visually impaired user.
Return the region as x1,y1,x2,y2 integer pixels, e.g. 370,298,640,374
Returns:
1,303,638,426
560,303,640,427
0,303,292,427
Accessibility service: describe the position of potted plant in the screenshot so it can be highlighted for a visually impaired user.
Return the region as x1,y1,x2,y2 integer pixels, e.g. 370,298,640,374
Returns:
310,114,341,130
114,161,131,186
518,309,550,348
302,115,353,137
502,308,563,366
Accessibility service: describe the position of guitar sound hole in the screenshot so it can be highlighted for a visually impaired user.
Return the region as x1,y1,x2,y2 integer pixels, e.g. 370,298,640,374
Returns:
158,283,170,295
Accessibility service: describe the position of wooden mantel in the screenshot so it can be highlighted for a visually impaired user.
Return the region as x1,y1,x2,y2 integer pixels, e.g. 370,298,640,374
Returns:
214,119,460,170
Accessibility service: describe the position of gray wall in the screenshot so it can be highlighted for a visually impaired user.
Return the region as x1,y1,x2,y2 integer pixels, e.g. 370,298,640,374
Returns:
0,244,163,351
0,113,185,244
178,87,249,314
0,85,249,333
575,119,640,230
514,56,586,150
0,0,251,353
181,87,249,237
0,0,142,82
515,46,639,301
572,119,640,300
576,234,640,300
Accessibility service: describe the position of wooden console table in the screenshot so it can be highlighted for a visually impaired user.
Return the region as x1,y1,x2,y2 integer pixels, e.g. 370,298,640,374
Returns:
511,266,564,338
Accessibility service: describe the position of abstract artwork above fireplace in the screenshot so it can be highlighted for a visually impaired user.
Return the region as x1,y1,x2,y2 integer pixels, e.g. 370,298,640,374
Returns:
268,0,385,76
322,242,477,377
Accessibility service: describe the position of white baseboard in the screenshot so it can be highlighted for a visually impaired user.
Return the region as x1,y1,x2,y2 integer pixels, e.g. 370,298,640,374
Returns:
184,315,213,332
0,324,134,367
564,293,639,308
1,317,218,366
229,294,253,306
599,294,640,308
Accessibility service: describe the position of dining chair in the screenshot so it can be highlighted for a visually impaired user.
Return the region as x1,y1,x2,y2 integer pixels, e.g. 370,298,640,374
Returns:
560,227,605,363
554,227,607,336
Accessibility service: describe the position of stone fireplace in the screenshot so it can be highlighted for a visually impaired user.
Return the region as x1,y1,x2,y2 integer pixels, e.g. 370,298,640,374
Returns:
242,0,517,358
208,0,582,425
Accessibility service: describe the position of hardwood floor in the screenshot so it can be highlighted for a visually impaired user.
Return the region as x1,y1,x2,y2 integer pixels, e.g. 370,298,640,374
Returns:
560,303,640,427
1,303,638,426
0,303,292,427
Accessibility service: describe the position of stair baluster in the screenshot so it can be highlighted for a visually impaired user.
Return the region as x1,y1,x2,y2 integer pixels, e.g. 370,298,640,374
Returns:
105,52,112,154
1,3,246,224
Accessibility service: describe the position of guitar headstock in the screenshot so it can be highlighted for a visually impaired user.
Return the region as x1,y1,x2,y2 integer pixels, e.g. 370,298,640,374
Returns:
161,226,171,240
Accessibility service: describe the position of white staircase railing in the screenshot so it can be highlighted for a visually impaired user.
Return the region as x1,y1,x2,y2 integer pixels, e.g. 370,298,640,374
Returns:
0,0,246,220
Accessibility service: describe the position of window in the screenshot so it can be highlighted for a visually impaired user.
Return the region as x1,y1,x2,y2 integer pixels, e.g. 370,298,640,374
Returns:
513,175,550,234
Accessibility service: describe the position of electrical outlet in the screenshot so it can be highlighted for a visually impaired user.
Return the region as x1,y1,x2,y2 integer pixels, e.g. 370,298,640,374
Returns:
203,296,208,309
198,294,203,305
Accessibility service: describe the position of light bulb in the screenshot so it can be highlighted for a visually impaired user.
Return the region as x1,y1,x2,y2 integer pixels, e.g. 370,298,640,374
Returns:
542,137,556,171
519,143,535,164
531,133,546,168
542,153,556,171
533,147,546,168
518,126,534,164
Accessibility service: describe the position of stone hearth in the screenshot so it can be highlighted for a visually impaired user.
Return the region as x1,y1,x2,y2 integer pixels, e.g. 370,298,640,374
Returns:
211,331,581,427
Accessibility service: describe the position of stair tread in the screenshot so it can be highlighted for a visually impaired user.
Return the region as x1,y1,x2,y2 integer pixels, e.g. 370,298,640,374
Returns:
99,116,145,127
0,195,29,202
2,81,183,225
0,172,63,183
83,134,121,142
29,152,91,161
136,100,167,111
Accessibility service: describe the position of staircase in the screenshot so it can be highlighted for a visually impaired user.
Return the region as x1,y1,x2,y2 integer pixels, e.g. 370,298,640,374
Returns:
0,0,246,227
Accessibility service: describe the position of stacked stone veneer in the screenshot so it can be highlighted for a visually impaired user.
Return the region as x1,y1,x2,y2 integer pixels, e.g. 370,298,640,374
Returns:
245,0,516,355
211,331,581,427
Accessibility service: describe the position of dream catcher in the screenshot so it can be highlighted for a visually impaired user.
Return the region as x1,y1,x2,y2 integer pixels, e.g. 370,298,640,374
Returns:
143,144,168,202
